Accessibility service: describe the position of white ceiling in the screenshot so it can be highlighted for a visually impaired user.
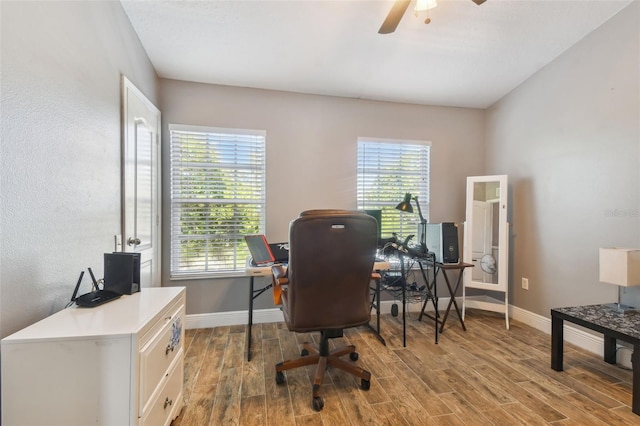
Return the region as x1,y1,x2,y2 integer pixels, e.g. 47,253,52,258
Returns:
120,0,633,109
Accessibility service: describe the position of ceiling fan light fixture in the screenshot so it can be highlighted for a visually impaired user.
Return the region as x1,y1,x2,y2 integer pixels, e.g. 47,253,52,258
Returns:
415,0,438,12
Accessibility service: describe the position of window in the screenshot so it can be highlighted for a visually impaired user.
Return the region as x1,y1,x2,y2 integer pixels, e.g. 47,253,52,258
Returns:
169,124,266,277
357,138,430,239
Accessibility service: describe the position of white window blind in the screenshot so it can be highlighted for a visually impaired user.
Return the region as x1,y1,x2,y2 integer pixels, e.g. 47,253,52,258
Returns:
357,139,430,239
169,124,266,277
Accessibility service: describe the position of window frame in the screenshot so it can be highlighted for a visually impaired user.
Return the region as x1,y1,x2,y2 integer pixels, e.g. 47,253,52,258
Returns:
356,137,431,243
168,123,267,279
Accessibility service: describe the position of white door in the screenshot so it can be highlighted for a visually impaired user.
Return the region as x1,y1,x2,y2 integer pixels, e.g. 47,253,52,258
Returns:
122,76,161,288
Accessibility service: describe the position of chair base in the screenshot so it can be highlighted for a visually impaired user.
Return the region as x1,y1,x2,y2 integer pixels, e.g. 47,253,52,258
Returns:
275,332,371,411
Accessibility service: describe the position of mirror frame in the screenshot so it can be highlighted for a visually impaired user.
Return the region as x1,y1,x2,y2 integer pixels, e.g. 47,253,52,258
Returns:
463,175,509,292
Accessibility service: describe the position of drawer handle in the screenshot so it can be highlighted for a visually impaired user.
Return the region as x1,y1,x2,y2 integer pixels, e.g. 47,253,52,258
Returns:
164,397,173,409
165,344,175,355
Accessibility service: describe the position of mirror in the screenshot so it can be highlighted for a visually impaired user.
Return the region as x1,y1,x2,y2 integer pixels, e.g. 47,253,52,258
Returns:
463,175,509,293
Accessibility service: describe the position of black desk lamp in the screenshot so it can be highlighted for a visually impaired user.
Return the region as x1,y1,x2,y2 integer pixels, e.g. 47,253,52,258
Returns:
395,193,427,254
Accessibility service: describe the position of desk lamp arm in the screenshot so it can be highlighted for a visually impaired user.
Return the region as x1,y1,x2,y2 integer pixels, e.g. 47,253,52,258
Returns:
413,196,428,253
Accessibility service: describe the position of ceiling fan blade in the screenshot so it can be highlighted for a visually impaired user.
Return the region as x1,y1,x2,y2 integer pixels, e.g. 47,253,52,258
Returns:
472,0,487,4
378,0,411,34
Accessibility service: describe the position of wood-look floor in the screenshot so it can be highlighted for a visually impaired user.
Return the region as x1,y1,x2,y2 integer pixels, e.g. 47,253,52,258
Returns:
171,309,638,425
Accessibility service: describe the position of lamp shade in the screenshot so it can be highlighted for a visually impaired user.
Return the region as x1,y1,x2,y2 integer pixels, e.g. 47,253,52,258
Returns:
599,248,640,286
415,0,438,11
396,193,413,213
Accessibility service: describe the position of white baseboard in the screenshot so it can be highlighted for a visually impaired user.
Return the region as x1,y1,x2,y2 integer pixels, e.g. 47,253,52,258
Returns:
186,298,630,367
185,308,284,329
184,297,449,329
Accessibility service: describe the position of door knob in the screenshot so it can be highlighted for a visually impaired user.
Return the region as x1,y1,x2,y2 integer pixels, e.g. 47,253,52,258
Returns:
127,237,141,246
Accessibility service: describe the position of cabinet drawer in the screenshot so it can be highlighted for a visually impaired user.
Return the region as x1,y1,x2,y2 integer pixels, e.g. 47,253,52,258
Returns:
141,352,184,426
140,296,185,348
140,303,184,411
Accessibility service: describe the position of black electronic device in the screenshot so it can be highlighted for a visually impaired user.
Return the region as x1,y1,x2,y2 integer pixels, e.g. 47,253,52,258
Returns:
268,242,289,263
87,267,100,291
425,223,459,263
75,289,122,308
69,271,85,306
104,252,141,295
70,268,122,308
364,209,382,246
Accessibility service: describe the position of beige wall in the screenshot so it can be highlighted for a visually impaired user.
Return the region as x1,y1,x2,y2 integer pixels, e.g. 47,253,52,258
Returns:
486,1,640,316
159,80,486,314
3,0,637,334
0,1,158,337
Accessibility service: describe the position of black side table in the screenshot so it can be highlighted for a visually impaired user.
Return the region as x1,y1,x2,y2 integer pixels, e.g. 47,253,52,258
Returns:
551,304,640,416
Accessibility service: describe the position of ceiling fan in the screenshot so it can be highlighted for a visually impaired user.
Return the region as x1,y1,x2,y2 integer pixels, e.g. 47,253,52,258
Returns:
378,0,487,34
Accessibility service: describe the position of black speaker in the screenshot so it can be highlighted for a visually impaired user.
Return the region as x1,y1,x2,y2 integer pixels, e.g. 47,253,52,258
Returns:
425,223,459,264
104,252,141,295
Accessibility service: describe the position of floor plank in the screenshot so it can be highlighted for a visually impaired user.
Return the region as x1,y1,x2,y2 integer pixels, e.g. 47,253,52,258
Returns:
172,309,638,425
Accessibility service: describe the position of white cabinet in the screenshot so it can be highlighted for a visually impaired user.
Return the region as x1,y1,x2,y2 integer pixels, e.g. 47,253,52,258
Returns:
1,287,186,426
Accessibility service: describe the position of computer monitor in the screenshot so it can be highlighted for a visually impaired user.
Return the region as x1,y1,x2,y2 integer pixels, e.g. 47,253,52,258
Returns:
364,209,382,245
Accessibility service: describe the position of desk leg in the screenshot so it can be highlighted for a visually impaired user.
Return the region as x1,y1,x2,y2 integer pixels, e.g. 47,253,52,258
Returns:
366,276,386,345
604,335,617,364
398,254,407,347
439,269,466,333
434,272,438,344
632,344,640,415
376,278,381,340
402,277,406,347
247,276,255,362
416,262,438,344
551,315,563,371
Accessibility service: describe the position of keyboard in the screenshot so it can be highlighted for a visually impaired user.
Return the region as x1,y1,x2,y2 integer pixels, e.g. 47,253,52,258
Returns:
75,290,122,308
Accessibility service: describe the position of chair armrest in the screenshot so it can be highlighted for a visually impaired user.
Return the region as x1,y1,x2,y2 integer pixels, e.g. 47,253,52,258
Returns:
271,264,288,305
272,264,289,285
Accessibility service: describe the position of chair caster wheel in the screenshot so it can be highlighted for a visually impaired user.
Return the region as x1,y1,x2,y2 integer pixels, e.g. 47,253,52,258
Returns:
312,396,324,411
275,371,285,385
349,352,359,361
301,348,309,356
391,303,399,317
361,379,370,390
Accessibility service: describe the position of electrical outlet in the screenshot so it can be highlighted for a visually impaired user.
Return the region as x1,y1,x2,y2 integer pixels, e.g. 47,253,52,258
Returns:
522,277,529,290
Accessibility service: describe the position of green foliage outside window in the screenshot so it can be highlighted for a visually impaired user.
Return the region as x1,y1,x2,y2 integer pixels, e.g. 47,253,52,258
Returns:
170,126,265,276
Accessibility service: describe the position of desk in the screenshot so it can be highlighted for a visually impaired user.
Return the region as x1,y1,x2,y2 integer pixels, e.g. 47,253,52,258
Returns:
244,260,390,361
419,262,473,333
551,305,640,415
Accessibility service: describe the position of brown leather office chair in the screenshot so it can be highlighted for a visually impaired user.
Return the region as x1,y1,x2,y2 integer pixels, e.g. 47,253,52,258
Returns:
271,209,377,411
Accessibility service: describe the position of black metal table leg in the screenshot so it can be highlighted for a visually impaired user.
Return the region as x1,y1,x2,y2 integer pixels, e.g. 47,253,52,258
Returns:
398,253,407,347
416,256,439,344
246,276,273,362
439,268,467,333
247,276,255,361
434,268,438,344
367,274,386,345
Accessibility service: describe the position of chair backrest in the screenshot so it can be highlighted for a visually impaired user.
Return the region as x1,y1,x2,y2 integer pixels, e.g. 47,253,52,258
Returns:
283,210,377,332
